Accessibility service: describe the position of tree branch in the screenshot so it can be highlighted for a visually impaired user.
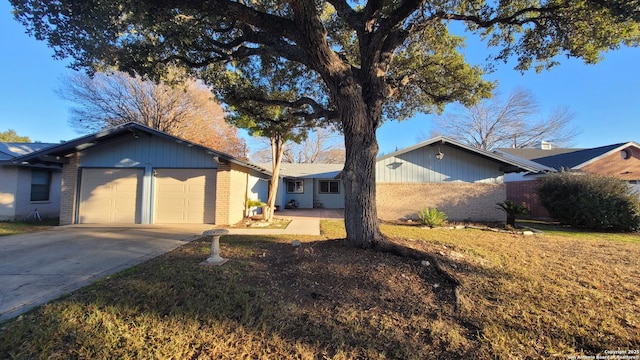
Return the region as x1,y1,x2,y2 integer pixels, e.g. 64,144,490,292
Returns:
375,0,424,37
250,96,338,121
437,5,563,28
325,0,362,30
182,0,301,44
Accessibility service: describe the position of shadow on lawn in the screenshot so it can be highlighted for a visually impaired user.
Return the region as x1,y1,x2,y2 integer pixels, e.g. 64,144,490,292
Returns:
0,236,517,359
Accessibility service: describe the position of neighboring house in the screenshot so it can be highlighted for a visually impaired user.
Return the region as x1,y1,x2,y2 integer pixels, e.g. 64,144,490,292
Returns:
13,123,270,225
0,142,61,221
256,163,344,210
497,141,640,218
375,137,543,222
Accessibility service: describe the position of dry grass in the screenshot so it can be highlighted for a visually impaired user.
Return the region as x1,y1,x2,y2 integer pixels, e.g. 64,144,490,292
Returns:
1,221,639,359
383,222,640,357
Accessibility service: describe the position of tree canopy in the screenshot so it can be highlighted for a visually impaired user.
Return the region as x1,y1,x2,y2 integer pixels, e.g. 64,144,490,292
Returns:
11,0,640,248
0,129,31,142
215,57,320,220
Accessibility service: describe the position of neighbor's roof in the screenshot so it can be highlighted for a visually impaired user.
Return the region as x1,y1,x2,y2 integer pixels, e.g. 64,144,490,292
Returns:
378,136,549,173
498,142,638,170
11,122,271,175
255,163,343,179
0,142,57,162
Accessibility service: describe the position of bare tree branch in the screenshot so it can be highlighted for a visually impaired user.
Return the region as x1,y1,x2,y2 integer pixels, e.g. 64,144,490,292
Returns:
57,70,247,157
429,87,579,150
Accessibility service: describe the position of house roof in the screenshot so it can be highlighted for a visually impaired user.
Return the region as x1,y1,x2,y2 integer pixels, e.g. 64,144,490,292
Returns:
0,142,57,162
11,122,271,175
378,136,549,173
497,142,638,170
255,163,343,179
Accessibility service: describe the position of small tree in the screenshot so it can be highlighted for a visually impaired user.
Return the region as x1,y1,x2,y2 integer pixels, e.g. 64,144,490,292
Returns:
496,200,529,227
537,172,640,232
213,59,320,222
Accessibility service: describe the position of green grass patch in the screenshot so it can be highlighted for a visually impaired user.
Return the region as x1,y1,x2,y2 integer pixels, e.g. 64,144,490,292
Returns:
0,219,59,236
519,220,640,243
1,221,638,359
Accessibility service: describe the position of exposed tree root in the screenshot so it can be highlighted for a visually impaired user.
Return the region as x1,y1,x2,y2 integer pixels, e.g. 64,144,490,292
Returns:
372,239,462,312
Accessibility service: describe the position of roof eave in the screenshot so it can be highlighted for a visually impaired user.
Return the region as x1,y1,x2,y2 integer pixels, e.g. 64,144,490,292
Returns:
12,122,272,176
573,141,640,169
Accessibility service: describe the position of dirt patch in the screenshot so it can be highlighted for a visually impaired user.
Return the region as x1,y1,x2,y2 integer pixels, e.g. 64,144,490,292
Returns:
237,239,462,324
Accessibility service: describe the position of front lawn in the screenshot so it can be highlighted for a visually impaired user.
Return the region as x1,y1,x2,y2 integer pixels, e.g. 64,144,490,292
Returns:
0,219,58,236
1,221,638,359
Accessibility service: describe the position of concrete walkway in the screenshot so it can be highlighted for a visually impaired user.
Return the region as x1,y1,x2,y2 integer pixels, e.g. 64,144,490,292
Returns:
225,208,343,236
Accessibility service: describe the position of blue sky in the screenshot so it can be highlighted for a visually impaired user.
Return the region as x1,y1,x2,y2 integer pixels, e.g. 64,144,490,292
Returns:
1,1,639,154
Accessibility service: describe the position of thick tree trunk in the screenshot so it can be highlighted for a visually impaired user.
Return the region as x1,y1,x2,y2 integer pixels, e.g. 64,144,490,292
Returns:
339,92,386,248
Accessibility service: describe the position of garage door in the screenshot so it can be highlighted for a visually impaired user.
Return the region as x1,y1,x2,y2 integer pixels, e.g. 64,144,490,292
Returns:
79,168,143,224
154,169,216,223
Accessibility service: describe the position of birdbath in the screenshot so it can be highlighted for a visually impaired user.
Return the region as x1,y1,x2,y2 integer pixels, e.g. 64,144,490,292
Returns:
200,229,230,266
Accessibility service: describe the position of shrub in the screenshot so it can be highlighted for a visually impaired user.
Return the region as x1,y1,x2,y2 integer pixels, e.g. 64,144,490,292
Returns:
496,200,529,226
245,198,267,217
417,207,448,228
537,172,640,232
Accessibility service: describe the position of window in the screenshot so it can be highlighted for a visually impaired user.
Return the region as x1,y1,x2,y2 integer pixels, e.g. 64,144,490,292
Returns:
319,180,340,194
31,169,51,201
287,180,304,193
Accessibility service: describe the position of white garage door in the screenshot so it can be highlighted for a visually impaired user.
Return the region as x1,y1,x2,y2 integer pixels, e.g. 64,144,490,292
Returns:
154,169,216,224
79,168,143,224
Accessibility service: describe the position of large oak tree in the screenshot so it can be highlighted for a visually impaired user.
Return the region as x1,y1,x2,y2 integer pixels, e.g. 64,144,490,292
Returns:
11,0,639,248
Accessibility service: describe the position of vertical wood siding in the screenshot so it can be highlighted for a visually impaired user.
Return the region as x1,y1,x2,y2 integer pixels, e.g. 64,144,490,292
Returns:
78,135,218,168
376,144,503,184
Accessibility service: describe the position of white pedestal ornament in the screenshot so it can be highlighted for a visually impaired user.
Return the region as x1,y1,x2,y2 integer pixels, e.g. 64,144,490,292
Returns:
200,229,230,266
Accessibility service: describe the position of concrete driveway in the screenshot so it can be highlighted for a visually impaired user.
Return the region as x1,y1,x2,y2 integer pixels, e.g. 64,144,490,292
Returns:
0,224,213,322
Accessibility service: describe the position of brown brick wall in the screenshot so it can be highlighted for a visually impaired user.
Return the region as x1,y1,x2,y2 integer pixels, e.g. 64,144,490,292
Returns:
505,180,550,219
506,146,640,220
580,146,640,180
59,154,79,225
376,182,506,222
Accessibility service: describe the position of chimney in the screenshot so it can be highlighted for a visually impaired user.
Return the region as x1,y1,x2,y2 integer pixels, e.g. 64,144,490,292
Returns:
539,141,553,150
